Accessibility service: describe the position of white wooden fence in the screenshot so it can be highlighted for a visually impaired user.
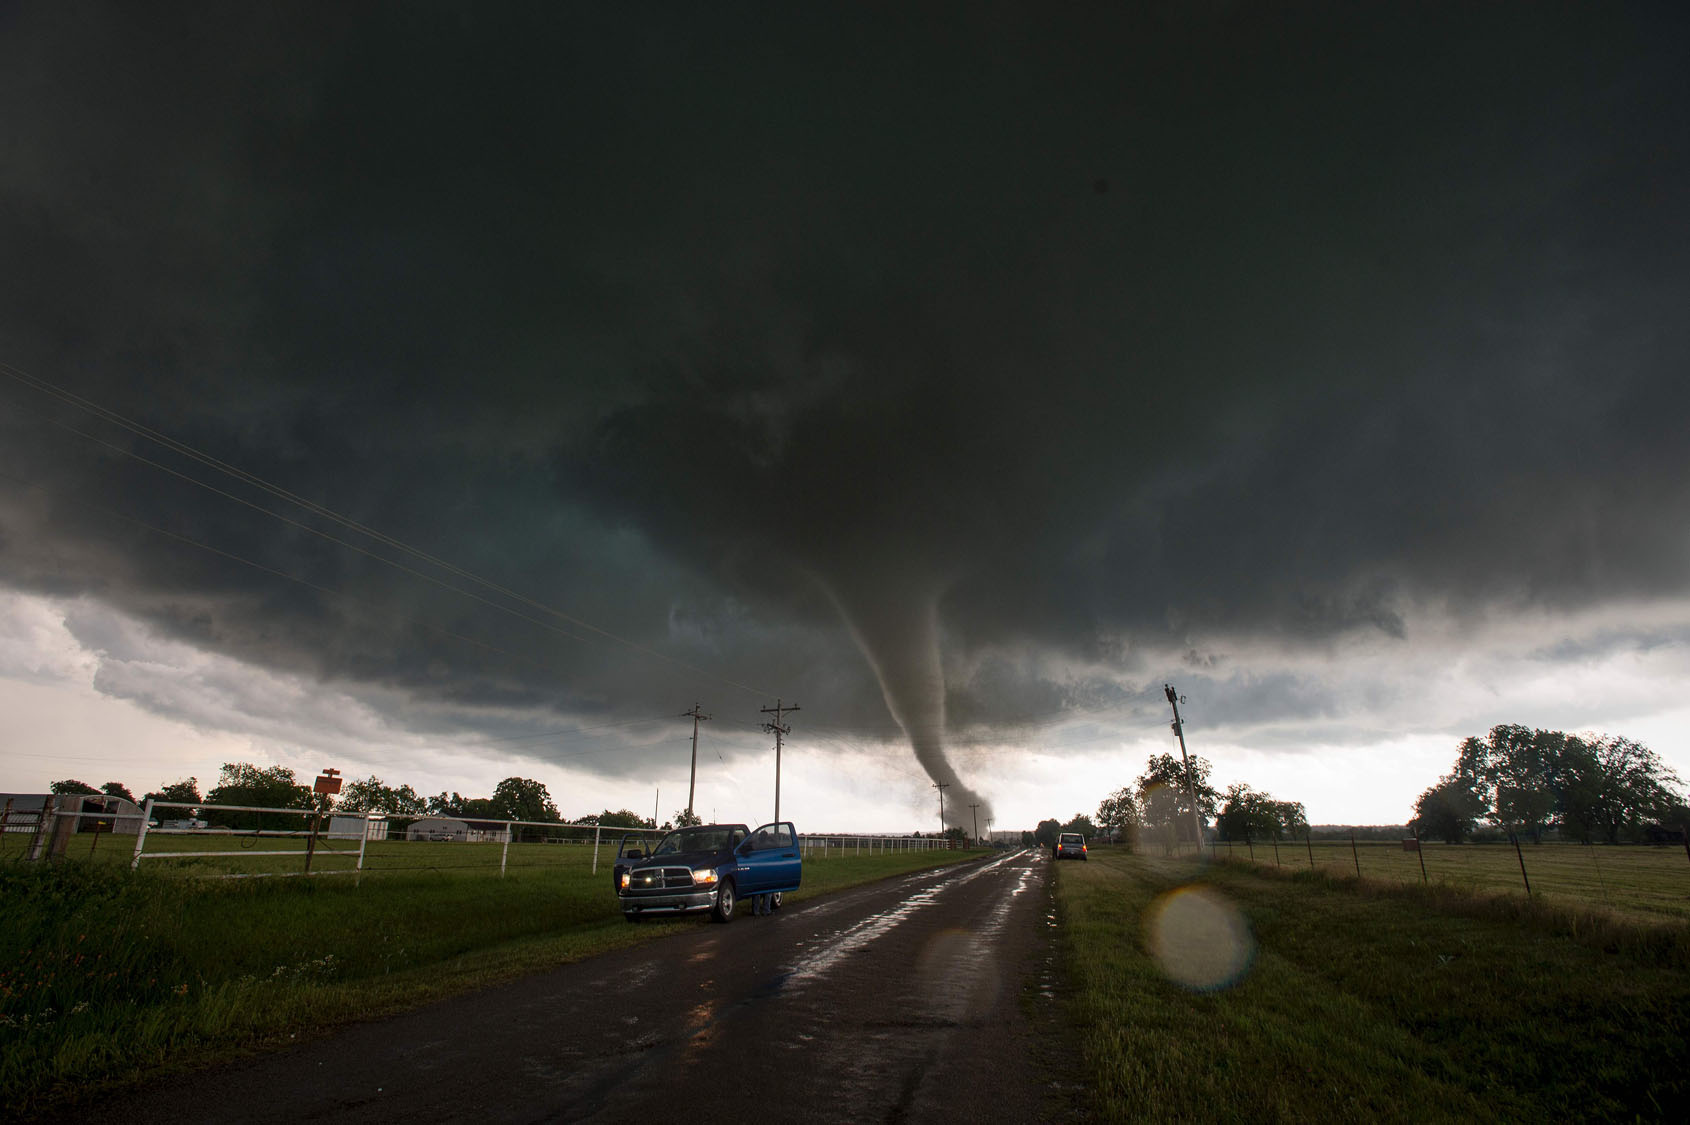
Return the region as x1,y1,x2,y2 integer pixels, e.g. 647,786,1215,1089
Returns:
113,801,956,879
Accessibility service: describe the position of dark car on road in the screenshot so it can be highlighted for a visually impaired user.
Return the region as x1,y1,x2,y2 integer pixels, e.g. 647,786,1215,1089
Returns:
614,821,801,922
1055,832,1087,860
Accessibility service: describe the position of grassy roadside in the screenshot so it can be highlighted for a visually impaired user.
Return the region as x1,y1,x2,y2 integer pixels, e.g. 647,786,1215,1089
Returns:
2,847,990,1112
1053,848,1690,1122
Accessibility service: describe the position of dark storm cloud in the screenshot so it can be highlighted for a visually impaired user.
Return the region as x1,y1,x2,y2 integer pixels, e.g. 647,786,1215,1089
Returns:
2,3,1687,803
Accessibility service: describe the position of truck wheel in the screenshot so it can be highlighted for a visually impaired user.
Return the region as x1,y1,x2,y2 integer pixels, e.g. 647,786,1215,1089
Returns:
770,892,783,910
711,878,736,923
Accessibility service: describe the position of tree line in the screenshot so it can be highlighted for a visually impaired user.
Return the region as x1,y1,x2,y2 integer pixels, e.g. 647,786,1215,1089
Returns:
47,763,683,833
1050,721,1687,853
1034,752,1309,853
1411,724,1688,844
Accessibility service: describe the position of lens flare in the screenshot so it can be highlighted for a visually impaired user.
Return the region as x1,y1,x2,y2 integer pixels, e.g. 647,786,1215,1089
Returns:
1144,885,1254,991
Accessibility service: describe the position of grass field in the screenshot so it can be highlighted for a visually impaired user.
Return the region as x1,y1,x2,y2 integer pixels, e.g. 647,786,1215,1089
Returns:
0,844,990,1112
1207,837,1690,923
1054,847,1690,1122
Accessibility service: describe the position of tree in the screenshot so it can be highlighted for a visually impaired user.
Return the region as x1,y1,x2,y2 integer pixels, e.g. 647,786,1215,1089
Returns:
100,781,137,804
336,776,427,816
596,809,656,830
425,791,496,819
1096,787,1141,848
1062,813,1097,838
427,791,466,816
142,777,202,814
1437,725,1685,844
490,777,560,823
943,825,968,846
1136,752,1219,844
1410,774,1487,843
1033,818,1062,848
204,763,313,829
50,779,100,795
1216,784,1279,842
673,809,702,828
1556,734,1684,843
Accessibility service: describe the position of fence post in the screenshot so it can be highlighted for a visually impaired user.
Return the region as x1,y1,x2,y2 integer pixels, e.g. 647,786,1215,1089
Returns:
1305,830,1314,869
1272,835,1280,867
1350,831,1361,878
357,812,370,872
1413,827,1427,885
131,799,154,871
500,820,511,878
591,825,602,874
304,808,321,874
1510,831,1531,896
1586,839,1607,902
26,797,55,862
1681,824,1690,866
1245,831,1254,862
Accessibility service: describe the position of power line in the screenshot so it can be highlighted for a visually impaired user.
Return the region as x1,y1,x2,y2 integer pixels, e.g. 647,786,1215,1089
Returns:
0,364,773,699
0,464,606,691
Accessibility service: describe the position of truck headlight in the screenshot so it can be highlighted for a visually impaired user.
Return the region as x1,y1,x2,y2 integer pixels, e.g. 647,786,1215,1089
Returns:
619,872,630,890
692,868,719,886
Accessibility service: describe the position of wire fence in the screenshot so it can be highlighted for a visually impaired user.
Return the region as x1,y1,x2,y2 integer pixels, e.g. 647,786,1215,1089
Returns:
1201,833,1690,922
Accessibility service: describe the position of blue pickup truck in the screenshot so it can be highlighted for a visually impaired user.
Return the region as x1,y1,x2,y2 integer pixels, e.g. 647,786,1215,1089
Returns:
614,821,801,923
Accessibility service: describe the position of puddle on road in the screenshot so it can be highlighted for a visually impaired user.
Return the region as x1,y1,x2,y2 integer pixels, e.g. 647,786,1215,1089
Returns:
782,853,1024,991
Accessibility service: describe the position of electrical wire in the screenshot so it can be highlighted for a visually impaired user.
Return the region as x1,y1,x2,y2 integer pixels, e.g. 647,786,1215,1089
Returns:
0,363,774,699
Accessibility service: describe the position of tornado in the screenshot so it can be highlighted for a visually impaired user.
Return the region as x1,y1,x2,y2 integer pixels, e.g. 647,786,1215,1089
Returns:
821,572,991,833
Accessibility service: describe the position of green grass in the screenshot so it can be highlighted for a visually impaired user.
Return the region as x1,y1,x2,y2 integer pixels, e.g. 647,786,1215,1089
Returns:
1208,837,1690,922
1,845,989,1112
1055,847,1690,1122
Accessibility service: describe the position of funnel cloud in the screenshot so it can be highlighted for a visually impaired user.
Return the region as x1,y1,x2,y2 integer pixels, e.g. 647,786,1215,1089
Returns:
824,571,989,831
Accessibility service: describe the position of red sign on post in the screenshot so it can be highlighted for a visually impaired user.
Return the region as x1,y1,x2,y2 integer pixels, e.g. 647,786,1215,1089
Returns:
314,768,343,796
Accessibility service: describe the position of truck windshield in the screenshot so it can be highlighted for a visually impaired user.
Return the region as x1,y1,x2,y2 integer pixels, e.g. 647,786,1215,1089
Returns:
651,827,733,856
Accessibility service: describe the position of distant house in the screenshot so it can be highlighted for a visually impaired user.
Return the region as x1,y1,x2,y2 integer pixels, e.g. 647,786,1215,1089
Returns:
0,793,145,860
0,793,143,835
405,817,509,843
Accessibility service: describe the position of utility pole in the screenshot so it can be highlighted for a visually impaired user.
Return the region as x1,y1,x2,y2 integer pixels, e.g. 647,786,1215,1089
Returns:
683,703,711,821
761,699,799,824
1164,684,1206,850
969,803,981,846
933,782,950,837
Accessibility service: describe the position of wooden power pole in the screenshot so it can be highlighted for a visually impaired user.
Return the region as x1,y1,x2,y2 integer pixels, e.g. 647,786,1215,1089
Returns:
1164,684,1206,850
761,699,799,824
933,782,950,837
683,703,711,821
968,802,981,846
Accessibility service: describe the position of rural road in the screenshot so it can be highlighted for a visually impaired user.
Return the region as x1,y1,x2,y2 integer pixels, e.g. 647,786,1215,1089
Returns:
77,848,1084,1123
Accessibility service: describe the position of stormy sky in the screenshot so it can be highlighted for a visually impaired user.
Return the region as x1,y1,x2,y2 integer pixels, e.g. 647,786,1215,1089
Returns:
2,3,1687,830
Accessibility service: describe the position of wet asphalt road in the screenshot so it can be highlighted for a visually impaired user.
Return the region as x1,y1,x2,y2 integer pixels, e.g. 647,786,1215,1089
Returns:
83,848,1080,1124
